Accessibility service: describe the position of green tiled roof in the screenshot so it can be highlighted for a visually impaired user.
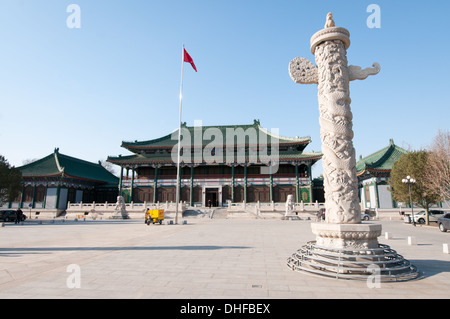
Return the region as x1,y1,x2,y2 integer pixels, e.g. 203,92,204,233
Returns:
19,149,119,186
109,121,322,167
356,139,408,176
121,120,312,152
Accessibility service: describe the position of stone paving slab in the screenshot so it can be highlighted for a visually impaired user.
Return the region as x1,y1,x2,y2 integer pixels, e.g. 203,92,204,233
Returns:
0,218,449,299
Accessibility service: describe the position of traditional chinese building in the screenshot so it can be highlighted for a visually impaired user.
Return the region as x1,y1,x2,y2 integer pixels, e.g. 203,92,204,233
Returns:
6,148,119,212
356,139,408,209
107,120,323,207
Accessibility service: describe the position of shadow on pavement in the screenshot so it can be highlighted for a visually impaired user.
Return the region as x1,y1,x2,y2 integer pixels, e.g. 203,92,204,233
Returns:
411,259,450,279
0,245,251,256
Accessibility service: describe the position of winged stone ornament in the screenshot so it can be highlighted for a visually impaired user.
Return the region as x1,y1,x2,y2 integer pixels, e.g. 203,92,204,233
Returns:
289,57,318,84
289,57,380,84
348,63,381,81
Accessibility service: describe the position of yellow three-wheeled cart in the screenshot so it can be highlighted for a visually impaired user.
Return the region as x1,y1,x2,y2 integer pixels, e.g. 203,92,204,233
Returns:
145,209,165,225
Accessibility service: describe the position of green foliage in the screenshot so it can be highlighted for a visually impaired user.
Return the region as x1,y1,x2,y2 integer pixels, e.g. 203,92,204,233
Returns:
389,151,441,210
0,155,22,205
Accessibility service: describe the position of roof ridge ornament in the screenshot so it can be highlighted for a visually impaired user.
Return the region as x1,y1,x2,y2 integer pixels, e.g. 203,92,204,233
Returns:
53,148,65,173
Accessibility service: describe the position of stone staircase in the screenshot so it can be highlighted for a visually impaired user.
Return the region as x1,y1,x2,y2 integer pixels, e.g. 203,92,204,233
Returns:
210,208,228,219
211,209,259,219
227,210,259,219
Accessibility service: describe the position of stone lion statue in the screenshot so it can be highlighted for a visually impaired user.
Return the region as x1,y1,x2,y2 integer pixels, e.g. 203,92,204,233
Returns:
285,195,295,217
112,196,129,219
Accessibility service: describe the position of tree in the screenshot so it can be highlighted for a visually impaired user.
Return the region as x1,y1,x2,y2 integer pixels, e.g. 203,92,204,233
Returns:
423,130,450,207
22,158,38,165
0,155,22,205
99,160,118,176
389,151,441,224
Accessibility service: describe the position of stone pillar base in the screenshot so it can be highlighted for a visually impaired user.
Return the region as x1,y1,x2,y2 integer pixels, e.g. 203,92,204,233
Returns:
311,223,382,249
288,220,419,282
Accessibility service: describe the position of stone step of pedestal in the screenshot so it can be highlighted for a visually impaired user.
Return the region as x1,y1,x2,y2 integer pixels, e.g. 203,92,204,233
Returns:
287,242,420,282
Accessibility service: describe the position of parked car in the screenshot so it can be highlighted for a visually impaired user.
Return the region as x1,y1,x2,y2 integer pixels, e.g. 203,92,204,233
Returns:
361,213,371,221
0,210,27,222
364,209,376,218
413,210,446,224
438,213,450,232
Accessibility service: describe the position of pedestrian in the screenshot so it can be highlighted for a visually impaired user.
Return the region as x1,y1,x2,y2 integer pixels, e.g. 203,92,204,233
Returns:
15,208,23,224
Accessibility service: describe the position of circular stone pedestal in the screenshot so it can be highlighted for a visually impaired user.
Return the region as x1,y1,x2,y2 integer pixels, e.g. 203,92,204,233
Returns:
287,242,419,282
287,223,419,282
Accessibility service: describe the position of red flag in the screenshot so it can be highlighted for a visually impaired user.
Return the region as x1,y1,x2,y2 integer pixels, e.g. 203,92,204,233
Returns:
183,48,197,72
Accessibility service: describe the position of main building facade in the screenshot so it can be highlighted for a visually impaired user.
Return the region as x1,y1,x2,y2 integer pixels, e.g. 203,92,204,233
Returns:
108,120,322,207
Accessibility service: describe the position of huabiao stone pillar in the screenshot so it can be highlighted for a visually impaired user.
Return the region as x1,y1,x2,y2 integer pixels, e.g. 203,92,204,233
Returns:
287,14,418,282
289,13,381,249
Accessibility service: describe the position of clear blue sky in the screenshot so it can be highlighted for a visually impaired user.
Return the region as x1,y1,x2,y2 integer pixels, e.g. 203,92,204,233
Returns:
0,1,449,177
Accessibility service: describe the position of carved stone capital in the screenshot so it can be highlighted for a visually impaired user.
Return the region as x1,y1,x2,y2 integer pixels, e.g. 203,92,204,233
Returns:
310,26,350,54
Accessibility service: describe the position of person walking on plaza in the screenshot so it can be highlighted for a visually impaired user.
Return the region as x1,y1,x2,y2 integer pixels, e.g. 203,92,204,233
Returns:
15,208,23,224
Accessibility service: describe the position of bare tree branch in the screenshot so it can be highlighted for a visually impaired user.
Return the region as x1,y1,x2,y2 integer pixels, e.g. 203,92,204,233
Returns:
423,130,450,206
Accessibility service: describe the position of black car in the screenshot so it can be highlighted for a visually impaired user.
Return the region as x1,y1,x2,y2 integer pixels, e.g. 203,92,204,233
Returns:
438,213,450,233
0,210,27,222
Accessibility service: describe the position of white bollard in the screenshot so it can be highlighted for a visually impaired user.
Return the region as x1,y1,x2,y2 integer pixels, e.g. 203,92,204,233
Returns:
385,232,392,240
443,244,449,254
408,236,417,245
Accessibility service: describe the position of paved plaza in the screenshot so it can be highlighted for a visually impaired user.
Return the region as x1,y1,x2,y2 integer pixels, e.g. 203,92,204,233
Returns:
0,216,449,299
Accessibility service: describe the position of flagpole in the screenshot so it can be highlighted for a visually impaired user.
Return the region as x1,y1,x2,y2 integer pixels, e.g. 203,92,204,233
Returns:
175,44,185,225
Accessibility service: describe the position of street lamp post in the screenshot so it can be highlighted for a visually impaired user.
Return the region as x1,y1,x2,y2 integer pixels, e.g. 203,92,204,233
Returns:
402,176,416,226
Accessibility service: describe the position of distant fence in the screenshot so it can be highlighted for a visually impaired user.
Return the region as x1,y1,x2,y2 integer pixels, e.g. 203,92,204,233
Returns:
65,201,187,219
63,200,324,220
23,200,447,221
227,200,324,212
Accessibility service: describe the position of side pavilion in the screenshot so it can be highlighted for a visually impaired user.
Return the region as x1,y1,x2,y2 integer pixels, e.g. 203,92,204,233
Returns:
356,139,408,209
4,148,119,214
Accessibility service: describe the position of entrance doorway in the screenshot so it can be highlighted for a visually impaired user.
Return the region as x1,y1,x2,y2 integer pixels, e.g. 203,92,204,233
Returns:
202,185,222,207
205,188,218,207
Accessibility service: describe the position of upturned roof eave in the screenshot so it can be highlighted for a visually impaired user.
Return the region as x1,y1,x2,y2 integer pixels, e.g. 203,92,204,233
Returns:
107,154,323,167
121,140,312,151
356,141,409,175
